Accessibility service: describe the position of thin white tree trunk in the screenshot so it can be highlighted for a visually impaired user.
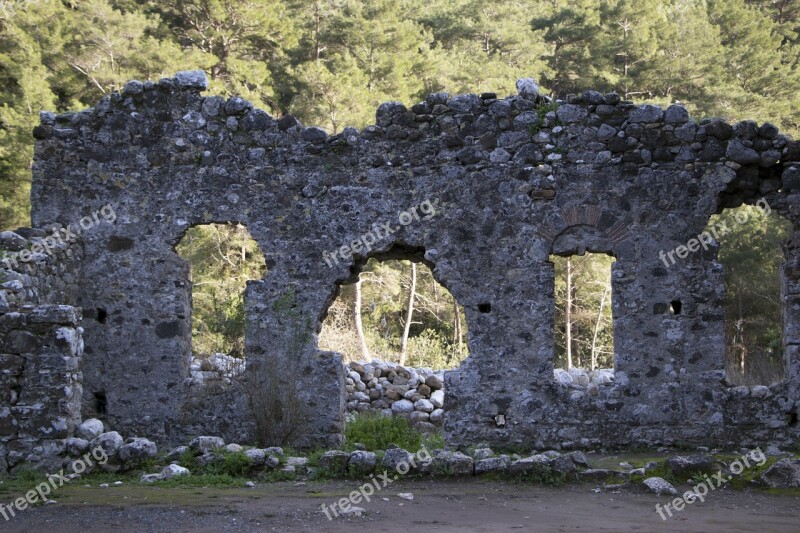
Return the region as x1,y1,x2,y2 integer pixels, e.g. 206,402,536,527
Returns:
452,296,462,364
565,257,573,370
590,284,609,371
399,262,417,366
354,279,370,360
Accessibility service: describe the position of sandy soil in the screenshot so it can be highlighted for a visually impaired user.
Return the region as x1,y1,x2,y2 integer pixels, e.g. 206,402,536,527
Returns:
1,478,798,532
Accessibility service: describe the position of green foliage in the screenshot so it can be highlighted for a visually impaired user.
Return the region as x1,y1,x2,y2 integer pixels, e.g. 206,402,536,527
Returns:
528,100,559,135
304,448,327,467
406,329,451,369
418,0,550,96
421,431,445,451
175,223,265,358
344,412,423,452
177,449,253,477
212,451,254,477
177,447,199,471
0,468,47,498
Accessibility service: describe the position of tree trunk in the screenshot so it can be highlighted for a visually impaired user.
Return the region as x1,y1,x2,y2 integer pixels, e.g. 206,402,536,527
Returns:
354,279,370,360
451,295,462,364
590,284,609,371
738,284,745,374
399,262,417,366
565,257,573,369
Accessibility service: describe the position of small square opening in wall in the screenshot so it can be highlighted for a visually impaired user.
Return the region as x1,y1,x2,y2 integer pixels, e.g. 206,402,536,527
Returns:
96,308,108,324
477,303,492,313
670,300,682,315
93,391,107,415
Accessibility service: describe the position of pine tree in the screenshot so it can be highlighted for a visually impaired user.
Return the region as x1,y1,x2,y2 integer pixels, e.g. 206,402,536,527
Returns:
155,0,297,110
597,0,666,100
419,0,550,96
708,0,800,133
0,2,60,227
532,0,604,97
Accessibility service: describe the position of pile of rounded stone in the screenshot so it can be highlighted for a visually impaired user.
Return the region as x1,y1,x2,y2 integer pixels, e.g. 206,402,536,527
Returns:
142,436,287,482
150,437,322,481
64,418,158,473
187,353,246,386
344,360,445,430
554,368,615,388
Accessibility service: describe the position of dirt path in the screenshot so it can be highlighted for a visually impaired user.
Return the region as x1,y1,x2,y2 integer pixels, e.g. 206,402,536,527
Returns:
2,479,798,532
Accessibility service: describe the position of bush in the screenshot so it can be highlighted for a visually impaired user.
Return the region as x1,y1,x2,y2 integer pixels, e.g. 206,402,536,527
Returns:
179,449,253,477
212,451,253,477
345,413,422,452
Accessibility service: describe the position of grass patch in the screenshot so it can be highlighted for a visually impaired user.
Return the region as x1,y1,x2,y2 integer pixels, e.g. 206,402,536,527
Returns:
528,101,560,135
344,413,423,452
150,474,245,488
172,449,253,478
207,451,253,477
421,432,445,451
304,449,327,467
0,469,51,497
0,469,136,501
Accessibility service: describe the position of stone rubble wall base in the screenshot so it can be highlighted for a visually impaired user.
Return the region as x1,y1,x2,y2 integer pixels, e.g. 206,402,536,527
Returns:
0,304,83,473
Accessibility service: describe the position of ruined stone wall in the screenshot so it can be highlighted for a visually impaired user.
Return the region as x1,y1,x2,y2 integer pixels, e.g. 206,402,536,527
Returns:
0,230,84,471
26,71,800,450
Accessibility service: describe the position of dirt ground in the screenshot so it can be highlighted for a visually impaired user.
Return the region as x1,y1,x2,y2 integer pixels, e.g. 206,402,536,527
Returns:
1,478,798,533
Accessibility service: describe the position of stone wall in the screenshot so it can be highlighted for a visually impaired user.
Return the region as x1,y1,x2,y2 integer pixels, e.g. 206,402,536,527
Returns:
0,305,83,473
0,229,85,472
1,228,83,309
23,70,800,450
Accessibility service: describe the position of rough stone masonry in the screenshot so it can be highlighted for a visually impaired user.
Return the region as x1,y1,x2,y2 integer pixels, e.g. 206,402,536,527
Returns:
13,70,800,452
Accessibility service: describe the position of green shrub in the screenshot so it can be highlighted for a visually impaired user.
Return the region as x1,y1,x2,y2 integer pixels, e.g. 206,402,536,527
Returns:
204,451,253,477
305,449,327,467
177,448,199,471
421,432,445,451
344,413,422,452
